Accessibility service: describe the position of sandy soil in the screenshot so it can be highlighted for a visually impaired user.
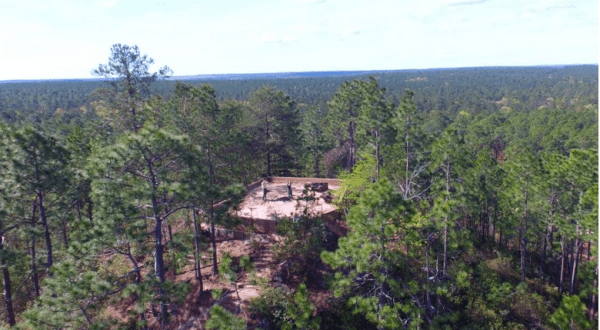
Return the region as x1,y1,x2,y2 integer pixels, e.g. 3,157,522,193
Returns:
104,234,285,329
236,182,338,221
104,180,340,329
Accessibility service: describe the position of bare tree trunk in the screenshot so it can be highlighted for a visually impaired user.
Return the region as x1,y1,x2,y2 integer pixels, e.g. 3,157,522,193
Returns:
211,202,218,275
126,243,148,330
0,237,16,327
569,237,581,295
492,206,496,243
314,151,320,178
37,191,53,276
348,121,355,171
266,117,271,176
152,211,167,324
76,199,82,223
30,199,40,297
520,233,527,283
548,225,555,277
542,227,548,275
499,229,503,249
442,159,450,278
61,220,69,248
425,236,431,310
192,210,203,292
374,129,380,181
559,237,565,292
146,153,168,325
520,188,529,283
86,194,93,223
590,275,597,320
404,115,410,200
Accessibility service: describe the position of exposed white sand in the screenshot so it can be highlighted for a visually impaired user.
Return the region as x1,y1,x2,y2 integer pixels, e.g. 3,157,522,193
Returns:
235,182,338,221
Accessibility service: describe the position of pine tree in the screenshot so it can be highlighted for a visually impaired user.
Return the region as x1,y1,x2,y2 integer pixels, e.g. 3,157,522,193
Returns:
91,44,172,133
322,179,420,329
9,126,70,277
249,86,301,177
356,77,394,181
300,106,328,177
388,90,431,201
89,123,205,325
502,148,543,283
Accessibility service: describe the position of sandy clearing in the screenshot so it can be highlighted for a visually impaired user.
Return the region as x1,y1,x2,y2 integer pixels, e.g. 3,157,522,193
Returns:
236,182,338,221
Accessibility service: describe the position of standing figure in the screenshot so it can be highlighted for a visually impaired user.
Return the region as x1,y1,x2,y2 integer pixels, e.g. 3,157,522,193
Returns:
262,180,268,201
286,181,293,201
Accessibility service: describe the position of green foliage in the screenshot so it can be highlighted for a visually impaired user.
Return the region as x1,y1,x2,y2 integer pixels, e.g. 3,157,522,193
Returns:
301,105,329,177
273,215,326,280
205,305,246,330
0,64,597,329
322,178,420,329
282,284,321,330
334,153,376,207
22,258,112,329
249,284,320,330
91,44,172,132
549,295,591,330
249,85,301,176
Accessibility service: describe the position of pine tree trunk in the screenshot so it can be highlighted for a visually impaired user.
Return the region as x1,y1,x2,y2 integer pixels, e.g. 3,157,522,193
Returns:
549,225,555,277
348,121,355,171
37,191,53,276
30,199,40,297
492,206,496,244
520,188,529,283
192,210,203,292
559,237,565,292
314,151,320,178
520,233,527,283
76,199,83,223
147,153,168,324
266,117,271,177
404,114,410,200
499,229,503,249
86,194,93,223
0,237,16,327
61,220,69,248
425,236,431,310
542,227,548,275
152,212,167,323
442,159,450,278
126,243,148,330
211,202,218,275
569,237,581,295
590,276,597,320
375,129,380,182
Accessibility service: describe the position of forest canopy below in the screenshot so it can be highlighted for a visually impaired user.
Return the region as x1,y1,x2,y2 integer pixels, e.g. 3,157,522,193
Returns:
0,44,597,329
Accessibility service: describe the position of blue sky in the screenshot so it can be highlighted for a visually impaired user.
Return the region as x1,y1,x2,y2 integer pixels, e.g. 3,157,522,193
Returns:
0,0,597,80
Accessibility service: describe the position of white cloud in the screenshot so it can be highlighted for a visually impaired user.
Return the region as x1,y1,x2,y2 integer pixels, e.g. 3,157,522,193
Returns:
102,0,116,8
437,0,490,5
256,33,298,44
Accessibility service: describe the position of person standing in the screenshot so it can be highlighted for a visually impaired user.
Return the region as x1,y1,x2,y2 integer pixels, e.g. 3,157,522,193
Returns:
262,180,268,201
286,181,293,201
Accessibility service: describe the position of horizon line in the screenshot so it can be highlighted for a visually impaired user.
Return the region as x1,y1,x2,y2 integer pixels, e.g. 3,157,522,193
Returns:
1,63,597,83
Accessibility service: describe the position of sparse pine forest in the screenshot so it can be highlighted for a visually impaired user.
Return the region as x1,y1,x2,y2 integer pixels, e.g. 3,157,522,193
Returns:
0,44,597,329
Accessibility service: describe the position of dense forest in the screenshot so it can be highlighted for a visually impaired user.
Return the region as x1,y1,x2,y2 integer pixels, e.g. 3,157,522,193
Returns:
0,44,597,329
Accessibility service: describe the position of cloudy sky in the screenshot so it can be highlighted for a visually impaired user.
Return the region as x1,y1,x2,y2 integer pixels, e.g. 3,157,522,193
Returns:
0,0,597,80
